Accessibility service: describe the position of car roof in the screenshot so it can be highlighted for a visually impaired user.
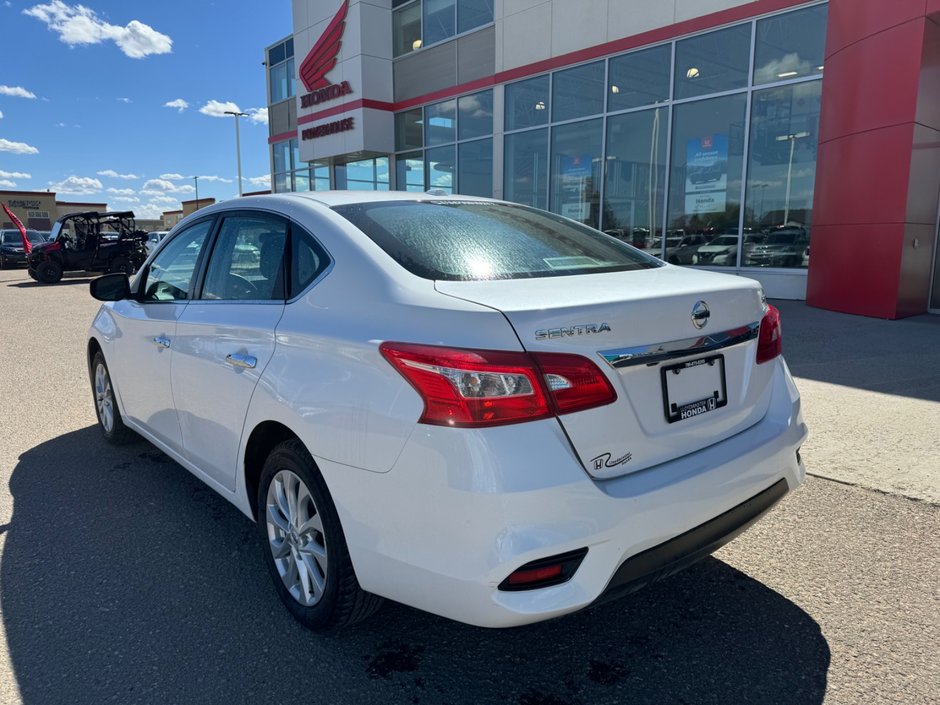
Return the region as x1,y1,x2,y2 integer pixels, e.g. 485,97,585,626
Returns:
258,190,496,208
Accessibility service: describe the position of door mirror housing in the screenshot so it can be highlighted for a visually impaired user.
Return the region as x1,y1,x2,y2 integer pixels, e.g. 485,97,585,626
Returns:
90,273,132,301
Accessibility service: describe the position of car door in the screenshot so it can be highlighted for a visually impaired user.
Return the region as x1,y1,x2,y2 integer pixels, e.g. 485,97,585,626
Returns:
108,218,215,452
171,212,289,491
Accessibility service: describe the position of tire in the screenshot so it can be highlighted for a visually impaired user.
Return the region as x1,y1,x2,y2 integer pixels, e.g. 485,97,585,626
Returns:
35,259,63,284
668,255,680,265
257,439,383,631
109,256,135,276
27,268,38,281
90,351,137,445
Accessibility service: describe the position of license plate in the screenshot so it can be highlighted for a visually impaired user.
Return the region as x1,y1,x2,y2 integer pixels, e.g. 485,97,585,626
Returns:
661,354,727,424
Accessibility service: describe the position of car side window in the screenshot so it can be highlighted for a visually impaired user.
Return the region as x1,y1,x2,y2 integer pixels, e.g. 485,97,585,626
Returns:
142,220,213,302
201,215,287,301
290,227,330,298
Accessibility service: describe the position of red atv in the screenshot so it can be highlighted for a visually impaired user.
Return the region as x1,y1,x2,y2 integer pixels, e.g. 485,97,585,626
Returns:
26,211,149,284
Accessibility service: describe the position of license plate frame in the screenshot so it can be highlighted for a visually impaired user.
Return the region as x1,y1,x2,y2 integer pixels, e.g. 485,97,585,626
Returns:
661,354,728,424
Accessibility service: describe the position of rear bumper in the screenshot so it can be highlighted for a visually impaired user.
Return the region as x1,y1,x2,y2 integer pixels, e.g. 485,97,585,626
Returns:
315,357,807,628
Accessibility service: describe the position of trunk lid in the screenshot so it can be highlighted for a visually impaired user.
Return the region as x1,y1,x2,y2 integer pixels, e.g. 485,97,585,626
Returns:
436,266,774,479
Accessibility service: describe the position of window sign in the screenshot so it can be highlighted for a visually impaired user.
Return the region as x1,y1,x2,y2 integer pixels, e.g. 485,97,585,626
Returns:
685,134,728,215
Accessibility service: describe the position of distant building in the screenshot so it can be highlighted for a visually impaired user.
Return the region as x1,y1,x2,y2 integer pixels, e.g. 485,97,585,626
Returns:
1,190,108,230
181,198,216,218
162,209,184,229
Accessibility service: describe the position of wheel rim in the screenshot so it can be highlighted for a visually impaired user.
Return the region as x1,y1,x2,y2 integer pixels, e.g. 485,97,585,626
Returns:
265,469,328,607
94,363,114,433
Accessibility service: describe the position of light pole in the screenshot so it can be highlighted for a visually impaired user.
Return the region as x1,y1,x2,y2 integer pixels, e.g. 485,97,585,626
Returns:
224,110,249,196
775,131,810,225
193,175,199,209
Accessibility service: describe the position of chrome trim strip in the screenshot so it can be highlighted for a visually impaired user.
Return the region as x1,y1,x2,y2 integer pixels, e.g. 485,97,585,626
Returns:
599,321,760,369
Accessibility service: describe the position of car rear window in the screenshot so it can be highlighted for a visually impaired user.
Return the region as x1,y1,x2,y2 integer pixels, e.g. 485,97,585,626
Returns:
332,200,663,281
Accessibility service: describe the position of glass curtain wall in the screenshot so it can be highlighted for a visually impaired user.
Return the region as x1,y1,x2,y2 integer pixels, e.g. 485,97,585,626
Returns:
393,0,494,57
272,138,330,193
393,89,493,196
268,38,295,104
502,2,827,270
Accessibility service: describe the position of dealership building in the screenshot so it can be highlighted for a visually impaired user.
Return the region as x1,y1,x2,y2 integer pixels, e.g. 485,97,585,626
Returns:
265,0,940,318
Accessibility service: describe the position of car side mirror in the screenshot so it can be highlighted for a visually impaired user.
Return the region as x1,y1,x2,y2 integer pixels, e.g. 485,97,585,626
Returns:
90,273,132,301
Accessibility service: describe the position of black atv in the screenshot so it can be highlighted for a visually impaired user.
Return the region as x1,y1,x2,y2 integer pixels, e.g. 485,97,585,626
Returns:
26,211,149,284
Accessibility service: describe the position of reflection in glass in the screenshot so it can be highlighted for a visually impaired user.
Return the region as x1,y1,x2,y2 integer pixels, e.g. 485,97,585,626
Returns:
336,158,390,191
458,90,493,141
426,99,457,146
458,0,493,33
743,81,821,268
552,61,605,123
603,108,667,251
393,2,422,57
395,109,423,151
505,76,550,131
550,118,603,228
313,162,330,191
504,129,548,209
396,152,426,192
424,0,456,46
754,4,827,85
458,138,492,197
427,145,455,193
667,93,747,263
675,24,752,99
608,45,671,112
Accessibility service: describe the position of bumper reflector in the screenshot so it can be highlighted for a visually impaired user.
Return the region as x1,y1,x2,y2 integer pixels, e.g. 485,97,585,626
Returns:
498,548,589,591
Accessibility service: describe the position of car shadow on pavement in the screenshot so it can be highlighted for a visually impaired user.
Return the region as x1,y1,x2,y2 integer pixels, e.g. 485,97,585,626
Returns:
3,428,830,705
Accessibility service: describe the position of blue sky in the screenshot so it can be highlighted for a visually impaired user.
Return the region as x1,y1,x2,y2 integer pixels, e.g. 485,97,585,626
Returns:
1,0,292,219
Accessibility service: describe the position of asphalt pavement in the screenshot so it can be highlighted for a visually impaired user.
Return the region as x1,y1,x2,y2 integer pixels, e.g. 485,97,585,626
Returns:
0,267,937,705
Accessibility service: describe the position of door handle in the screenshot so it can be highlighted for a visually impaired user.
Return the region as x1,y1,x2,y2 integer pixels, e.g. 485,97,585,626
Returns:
225,353,257,369
152,335,171,349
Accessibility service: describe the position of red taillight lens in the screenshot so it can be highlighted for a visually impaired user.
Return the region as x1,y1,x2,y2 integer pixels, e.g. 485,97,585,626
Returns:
756,304,782,364
379,343,616,428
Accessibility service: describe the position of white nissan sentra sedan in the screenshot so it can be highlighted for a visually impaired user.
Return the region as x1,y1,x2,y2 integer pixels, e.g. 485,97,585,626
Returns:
87,192,807,631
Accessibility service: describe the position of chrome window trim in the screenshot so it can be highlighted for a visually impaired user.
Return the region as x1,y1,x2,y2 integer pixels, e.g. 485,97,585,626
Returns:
599,321,760,369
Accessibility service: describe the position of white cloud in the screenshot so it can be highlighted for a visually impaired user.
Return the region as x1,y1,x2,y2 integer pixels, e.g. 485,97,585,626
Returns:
141,178,194,195
55,122,67,128
134,202,167,219
107,187,135,196
0,178,18,188
148,195,178,205
23,1,172,59
117,96,132,103
111,194,139,203
246,107,268,126
248,174,271,188
0,85,37,99
0,170,31,179
0,110,3,119
159,173,185,180
48,175,103,194
197,175,233,184
164,98,188,113
97,169,139,179
0,138,39,154
199,99,241,118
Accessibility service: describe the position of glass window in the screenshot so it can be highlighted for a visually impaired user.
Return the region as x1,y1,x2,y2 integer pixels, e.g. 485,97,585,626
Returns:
425,99,457,146
504,129,548,209
294,169,310,192
743,81,821,269
393,2,422,56
313,162,331,191
290,229,330,297
458,138,492,197
427,145,455,193
458,0,493,34
603,107,668,251
273,141,291,174
505,75,549,131
270,62,288,103
286,58,296,99
395,109,423,151
336,157,390,191
274,173,290,193
666,93,747,262
268,42,285,66
552,61,605,123
675,24,752,99
424,0,456,46
608,45,671,112
457,90,493,140
754,5,828,85
142,219,213,302
550,118,603,228
202,216,287,301
332,201,663,281
285,37,293,58
396,152,426,191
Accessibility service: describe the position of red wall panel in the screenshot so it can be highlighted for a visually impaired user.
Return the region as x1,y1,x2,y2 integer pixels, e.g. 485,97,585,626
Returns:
825,0,926,56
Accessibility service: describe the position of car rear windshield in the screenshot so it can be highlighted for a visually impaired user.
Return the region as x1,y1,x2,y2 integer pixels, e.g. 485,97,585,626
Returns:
332,200,663,281
2,231,43,244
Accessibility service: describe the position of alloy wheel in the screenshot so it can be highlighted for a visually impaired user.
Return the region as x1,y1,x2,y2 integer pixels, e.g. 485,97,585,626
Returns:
94,362,114,433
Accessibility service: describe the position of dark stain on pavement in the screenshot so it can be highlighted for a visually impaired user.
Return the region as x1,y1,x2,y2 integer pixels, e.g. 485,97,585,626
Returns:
367,640,424,678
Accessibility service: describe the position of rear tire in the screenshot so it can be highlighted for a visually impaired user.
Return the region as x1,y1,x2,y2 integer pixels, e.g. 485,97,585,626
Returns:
257,439,383,631
36,260,63,284
91,351,137,445
109,256,135,276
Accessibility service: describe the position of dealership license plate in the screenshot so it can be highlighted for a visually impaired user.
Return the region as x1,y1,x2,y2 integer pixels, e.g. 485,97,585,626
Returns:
661,355,727,423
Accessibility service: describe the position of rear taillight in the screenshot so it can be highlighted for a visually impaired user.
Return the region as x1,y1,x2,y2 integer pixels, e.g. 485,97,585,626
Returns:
379,342,616,428
756,304,782,364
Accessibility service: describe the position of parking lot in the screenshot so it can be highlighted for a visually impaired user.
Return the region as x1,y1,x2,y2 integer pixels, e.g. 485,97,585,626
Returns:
0,266,937,705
